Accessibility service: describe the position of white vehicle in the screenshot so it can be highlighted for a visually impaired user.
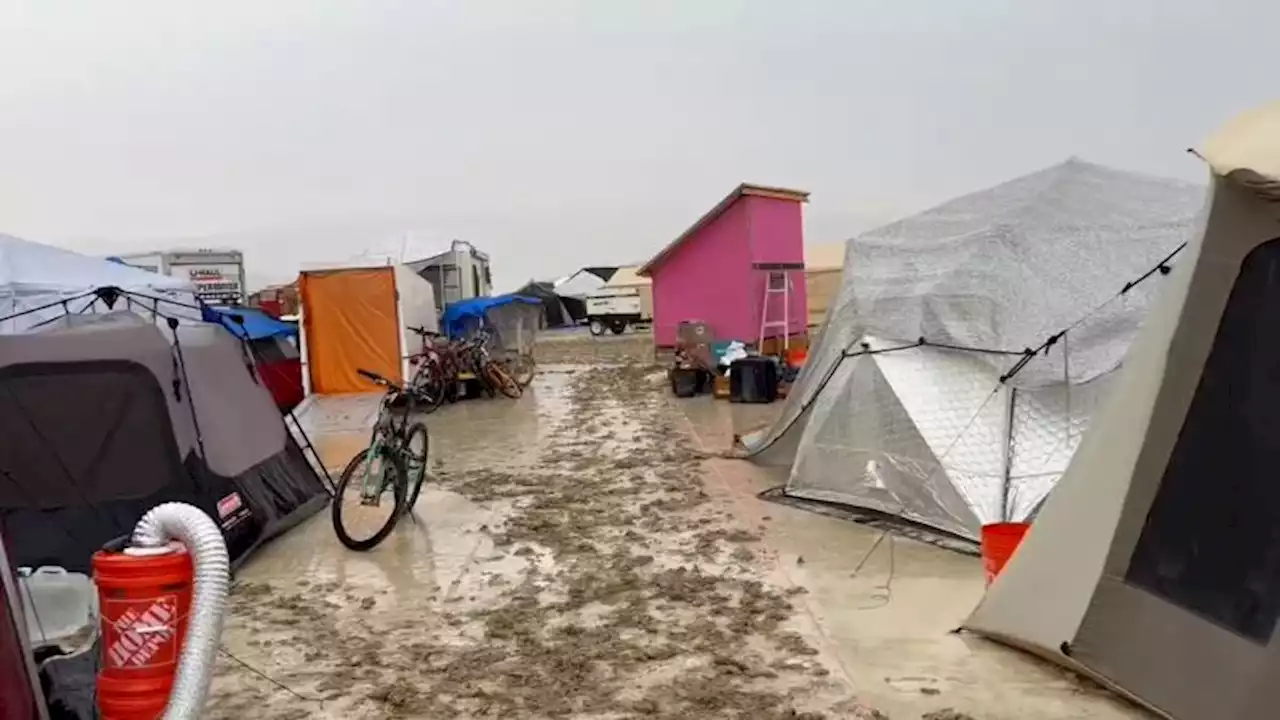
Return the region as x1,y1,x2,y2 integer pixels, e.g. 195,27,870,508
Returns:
110,248,247,305
586,288,645,335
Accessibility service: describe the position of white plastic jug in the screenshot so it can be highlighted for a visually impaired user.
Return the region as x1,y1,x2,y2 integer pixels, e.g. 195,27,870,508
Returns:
16,566,97,647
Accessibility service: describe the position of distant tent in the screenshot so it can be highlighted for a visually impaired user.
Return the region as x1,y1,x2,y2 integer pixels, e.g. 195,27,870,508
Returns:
0,312,329,573
555,267,617,298
745,159,1203,541
0,233,201,333
203,305,304,412
514,280,573,328
963,102,1280,720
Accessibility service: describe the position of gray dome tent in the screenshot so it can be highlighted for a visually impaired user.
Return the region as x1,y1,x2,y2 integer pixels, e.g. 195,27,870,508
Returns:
745,159,1205,540
0,311,329,573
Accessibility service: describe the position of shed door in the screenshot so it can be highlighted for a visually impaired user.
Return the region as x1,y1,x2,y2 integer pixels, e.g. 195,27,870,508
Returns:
300,268,401,394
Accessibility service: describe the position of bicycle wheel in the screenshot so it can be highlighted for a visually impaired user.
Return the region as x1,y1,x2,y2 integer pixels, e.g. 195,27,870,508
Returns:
485,361,522,399
401,422,430,515
411,355,446,414
331,444,407,551
512,353,536,388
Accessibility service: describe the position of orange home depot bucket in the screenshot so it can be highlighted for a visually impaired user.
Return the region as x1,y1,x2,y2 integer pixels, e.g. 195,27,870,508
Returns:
980,522,1030,586
92,543,194,720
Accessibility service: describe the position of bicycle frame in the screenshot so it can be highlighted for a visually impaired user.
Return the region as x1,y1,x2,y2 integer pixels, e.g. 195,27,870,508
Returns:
358,389,412,502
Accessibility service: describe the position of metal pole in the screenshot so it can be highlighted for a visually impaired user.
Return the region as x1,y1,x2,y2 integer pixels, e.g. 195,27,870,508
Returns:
1001,387,1017,522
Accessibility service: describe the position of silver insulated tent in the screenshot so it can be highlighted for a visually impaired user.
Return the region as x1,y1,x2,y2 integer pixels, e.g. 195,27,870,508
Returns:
744,159,1205,541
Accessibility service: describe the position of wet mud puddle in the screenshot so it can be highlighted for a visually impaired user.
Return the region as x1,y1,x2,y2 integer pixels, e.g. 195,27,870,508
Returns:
207,358,878,719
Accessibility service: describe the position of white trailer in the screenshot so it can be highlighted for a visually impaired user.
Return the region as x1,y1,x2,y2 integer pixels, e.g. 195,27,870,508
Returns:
585,287,645,336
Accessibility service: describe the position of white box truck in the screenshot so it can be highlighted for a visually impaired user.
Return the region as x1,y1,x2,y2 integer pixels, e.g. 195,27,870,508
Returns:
113,248,247,305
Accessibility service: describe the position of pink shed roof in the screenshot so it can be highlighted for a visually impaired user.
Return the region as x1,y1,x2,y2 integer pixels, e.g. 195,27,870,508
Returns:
637,183,810,277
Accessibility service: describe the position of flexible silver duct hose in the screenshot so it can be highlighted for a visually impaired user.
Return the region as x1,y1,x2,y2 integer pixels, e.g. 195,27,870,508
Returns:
131,502,230,720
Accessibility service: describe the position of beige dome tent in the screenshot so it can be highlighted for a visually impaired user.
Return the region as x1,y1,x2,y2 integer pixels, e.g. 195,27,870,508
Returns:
964,101,1280,720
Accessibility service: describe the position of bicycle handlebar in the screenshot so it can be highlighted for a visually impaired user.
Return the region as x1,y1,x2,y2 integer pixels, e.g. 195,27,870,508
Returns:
356,368,404,393
408,325,446,338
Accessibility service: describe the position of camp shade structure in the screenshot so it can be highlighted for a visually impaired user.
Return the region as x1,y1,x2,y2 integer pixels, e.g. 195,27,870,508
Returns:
0,311,330,574
961,102,1280,720
0,232,202,333
297,264,439,395
744,159,1204,541
441,294,544,355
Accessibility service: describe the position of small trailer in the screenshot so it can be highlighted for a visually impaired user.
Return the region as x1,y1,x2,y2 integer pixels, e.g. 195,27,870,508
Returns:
585,287,648,335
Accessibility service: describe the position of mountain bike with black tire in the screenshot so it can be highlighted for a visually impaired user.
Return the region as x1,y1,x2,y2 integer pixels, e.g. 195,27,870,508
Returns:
331,368,431,551
406,325,448,414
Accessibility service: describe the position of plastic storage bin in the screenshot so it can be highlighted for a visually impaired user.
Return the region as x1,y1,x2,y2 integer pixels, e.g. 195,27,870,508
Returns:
17,566,97,647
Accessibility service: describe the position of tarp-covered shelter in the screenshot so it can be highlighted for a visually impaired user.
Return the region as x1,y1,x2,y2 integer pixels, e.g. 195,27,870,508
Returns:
965,101,1280,720
441,294,543,357
513,280,573,328
204,305,304,412
0,233,201,333
298,264,438,395
745,159,1203,540
0,312,329,574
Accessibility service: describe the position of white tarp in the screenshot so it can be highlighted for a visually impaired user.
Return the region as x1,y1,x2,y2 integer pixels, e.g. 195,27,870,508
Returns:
554,268,609,299
747,159,1205,539
0,233,201,333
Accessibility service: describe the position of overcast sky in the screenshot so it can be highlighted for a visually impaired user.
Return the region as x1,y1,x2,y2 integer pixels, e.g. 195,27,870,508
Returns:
0,1,1272,291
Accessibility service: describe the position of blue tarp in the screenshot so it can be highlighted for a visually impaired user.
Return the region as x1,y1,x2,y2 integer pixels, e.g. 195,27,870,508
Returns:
202,305,299,341
441,294,542,338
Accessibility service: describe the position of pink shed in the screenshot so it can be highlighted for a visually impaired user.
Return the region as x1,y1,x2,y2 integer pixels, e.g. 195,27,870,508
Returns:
638,184,810,348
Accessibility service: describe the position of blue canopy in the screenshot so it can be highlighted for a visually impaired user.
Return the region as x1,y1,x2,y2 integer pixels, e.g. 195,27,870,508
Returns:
441,294,542,338
202,305,298,341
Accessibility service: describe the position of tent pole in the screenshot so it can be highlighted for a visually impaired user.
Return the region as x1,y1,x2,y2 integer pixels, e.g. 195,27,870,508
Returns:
0,532,51,720
1001,387,1017,522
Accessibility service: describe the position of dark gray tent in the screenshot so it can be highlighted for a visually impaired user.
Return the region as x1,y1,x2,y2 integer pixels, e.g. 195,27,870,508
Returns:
514,280,573,328
0,312,329,573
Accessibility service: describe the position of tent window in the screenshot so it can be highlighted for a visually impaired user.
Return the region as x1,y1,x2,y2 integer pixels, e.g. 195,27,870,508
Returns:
0,361,184,509
250,336,299,363
1127,237,1280,643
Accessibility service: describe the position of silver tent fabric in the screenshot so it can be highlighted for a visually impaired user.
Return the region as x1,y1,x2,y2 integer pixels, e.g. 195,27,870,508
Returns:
847,158,1203,387
747,159,1206,539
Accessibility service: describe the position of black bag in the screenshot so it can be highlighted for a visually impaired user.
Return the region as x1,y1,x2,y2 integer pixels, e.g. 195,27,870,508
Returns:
670,367,703,398
729,357,778,403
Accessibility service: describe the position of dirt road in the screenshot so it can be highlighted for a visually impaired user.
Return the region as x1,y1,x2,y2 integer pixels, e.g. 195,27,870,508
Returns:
206,338,884,718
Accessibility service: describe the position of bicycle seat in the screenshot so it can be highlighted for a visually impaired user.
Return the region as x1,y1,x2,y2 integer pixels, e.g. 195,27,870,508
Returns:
408,326,445,338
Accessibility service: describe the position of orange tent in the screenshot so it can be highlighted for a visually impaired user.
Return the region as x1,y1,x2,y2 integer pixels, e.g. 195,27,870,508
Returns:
298,264,439,395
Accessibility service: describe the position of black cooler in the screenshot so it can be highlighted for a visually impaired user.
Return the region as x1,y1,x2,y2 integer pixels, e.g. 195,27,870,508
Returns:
729,357,778,403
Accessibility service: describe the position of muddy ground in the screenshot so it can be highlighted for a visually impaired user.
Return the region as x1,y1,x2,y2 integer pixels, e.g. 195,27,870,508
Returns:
204,336,902,719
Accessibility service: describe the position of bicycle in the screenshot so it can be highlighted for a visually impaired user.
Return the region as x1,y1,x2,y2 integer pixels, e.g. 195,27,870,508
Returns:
466,327,522,399
406,325,450,413
331,368,430,551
